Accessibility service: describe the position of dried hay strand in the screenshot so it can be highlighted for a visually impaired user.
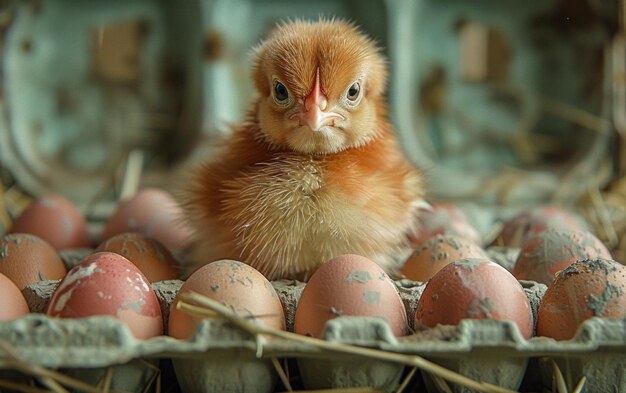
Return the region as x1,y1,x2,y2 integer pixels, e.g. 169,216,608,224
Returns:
579,177,626,262
550,360,586,393
0,341,161,393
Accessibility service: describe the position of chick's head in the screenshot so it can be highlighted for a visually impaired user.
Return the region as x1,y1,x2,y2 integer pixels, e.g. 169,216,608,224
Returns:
251,19,387,155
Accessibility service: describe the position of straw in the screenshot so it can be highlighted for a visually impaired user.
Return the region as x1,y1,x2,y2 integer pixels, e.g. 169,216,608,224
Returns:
430,373,454,393
272,357,293,392
551,360,568,393
572,376,587,393
119,149,144,201
395,367,418,393
0,341,111,393
0,379,51,393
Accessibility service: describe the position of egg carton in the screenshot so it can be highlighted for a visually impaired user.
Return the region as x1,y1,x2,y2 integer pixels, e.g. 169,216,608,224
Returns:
3,262,623,393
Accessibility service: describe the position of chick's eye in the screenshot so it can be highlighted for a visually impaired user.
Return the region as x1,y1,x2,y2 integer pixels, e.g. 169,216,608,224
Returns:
273,81,289,104
347,82,361,102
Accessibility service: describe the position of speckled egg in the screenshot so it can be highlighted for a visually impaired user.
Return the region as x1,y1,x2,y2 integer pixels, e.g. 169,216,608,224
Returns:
101,188,192,251
512,228,611,285
169,259,285,339
9,194,90,250
295,254,407,338
46,252,163,339
401,234,488,282
0,272,30,320
409,202,481,247
0,234,67,289
536,258,626,340
95,232,180,282
415,258,533,339
491,205,586,248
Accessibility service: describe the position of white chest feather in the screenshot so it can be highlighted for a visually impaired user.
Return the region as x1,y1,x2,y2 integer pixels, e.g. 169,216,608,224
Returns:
219,155,407,278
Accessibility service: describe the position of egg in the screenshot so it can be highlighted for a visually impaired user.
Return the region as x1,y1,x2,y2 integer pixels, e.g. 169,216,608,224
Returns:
401,234,488,281
101,188,192,251
169,259,285,339
95,232,180,282
9,194,90,250
409,202,481,247
536,258,626,340
0,272,30,320
512,228,611,285
415,258,533,339
491,205,586,248
0,234,67,289
46,252,163,339
294,254,407,338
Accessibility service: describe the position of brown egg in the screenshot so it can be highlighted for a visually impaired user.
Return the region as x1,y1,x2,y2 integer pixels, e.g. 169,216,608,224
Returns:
169,260,285,339
47,252,163,339
95,232,180,282
102,188,192,251
415,258,533,339
9,194,90,250
491,205,586,248
409,202,481,247
0,234,67,289
295,254,407,338
401,234,488,281
512,228,611,285
0,272,30,320
536,258,626,340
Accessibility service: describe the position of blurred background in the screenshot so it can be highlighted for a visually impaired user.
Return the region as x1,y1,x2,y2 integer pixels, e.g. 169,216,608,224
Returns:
0,0,625,254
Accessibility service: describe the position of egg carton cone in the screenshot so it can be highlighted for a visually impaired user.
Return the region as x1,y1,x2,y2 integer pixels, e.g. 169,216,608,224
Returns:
0,275,622,393
297,317,406,392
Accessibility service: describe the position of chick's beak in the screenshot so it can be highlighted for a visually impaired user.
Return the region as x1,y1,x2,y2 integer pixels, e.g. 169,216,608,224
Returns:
291,68,343,131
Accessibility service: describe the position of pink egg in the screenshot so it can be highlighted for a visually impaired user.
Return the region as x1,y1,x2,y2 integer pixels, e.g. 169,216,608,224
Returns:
47,252,163,339
512,228,611,285
491,205,586,248
101,188,192,251
409,202,481,246
9,194,90,250
295,254,407,338
537,258,626,340
415,258,533,339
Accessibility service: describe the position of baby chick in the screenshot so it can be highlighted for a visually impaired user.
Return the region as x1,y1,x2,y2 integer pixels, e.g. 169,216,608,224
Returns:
181,19,424,280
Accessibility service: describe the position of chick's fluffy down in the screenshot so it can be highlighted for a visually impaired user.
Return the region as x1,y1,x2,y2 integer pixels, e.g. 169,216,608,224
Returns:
180,19,424,280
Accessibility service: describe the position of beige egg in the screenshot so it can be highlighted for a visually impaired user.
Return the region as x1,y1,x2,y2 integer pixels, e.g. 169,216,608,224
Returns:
401,234,488,281
295,254,407,338
0,272,30,320
0,234,67,289
95,232,180,282
169,260,285,339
